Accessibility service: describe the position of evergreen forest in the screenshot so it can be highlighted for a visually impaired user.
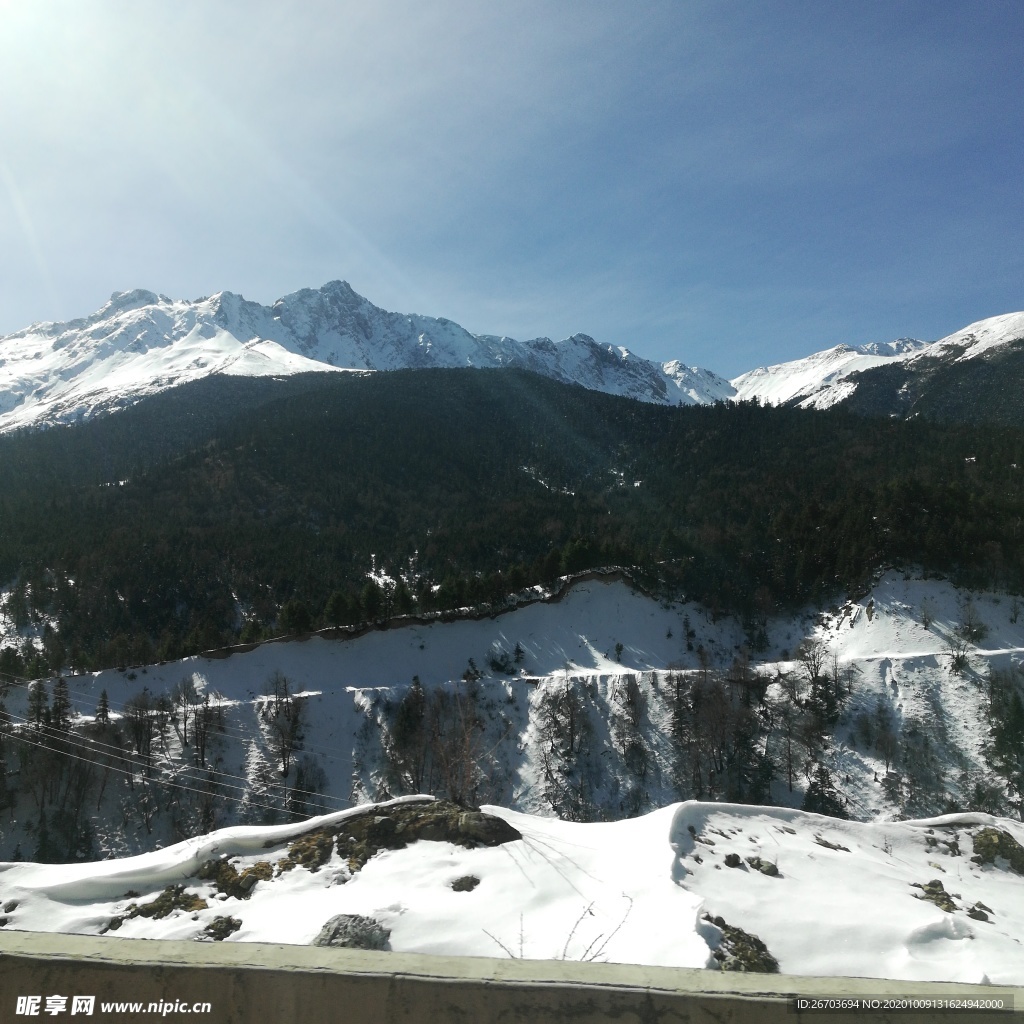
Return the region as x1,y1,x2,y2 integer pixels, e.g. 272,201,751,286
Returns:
1,367,1022,675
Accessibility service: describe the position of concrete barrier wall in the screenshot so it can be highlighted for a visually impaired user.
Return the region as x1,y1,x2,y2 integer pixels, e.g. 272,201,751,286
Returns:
1,931,1021,1023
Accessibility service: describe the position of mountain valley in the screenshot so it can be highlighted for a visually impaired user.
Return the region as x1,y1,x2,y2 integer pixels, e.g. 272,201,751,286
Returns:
1,284,1023,986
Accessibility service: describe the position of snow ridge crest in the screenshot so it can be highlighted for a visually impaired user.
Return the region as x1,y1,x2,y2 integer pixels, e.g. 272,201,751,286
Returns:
0,282,734,432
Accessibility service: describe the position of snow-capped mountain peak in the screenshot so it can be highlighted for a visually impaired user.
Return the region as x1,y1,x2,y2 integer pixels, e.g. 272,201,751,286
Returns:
913,311,1024,363
0,283,733,433
731,311,1024,411
729,340,927,409
3,284,1023,433
857,337,925,357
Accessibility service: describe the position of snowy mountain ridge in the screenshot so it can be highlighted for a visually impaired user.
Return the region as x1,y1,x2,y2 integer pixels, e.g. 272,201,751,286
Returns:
3,281,1023,431
732,312,1024,411
0,281,733,433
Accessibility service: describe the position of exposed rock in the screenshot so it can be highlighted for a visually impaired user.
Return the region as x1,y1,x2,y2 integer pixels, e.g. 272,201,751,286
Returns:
970,828,1024,874
3,900,18,913
336,801,522,872
275,801,522,877
745,856,780,877
278,829,338,874
107,885,208,932
703,914,779,973
724,853,742,868
457,811,522,847
198,858,274,898
910,879,957,913
313,914,390,950
203,916,242,941
130,885,208,920
451,875,480,892
814,835,850,852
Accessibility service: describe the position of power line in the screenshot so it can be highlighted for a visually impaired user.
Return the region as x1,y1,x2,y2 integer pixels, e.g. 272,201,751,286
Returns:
1,668,369,772
2,709,348,810
2,727,307,822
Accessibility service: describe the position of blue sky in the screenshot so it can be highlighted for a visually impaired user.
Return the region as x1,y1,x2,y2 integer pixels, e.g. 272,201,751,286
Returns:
0,1,1021,377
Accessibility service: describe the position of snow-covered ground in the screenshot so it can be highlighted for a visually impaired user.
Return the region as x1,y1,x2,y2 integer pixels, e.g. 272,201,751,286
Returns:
2,795,1023,985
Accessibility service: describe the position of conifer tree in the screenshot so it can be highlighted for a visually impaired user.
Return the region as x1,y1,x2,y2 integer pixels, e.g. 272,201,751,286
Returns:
50,678,72,732
27,681,48,731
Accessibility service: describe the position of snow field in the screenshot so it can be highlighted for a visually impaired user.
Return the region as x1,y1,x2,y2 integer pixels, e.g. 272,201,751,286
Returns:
4,797,1024,984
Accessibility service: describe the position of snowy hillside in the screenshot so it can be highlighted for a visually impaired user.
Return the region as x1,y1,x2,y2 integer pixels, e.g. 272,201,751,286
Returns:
0,282,733,432
1,572,1022,853
3,794,1024,985
730,338,928,409
731,311,1024,410
920,311,1024,363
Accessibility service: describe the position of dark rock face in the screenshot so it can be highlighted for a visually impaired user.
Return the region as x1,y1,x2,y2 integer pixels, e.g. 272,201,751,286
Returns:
335,800,523,872
703,914,780,973
911,879,958,913
971,827,1024,874
313,914,390,950
203,916,242,941
456,811,523,847
276,800,524,878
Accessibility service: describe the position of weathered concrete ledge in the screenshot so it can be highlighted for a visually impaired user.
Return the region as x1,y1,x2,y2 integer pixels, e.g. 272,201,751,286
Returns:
1,930,1021,1022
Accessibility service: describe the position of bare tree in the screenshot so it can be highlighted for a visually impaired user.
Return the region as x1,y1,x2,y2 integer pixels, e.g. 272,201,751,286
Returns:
385,677,433,794
263,672,302,776
874,699,899,772
536,680,595,820
123,690,155,763
947,632,971,675
957,598,988,643
429,679,485,807
193,695,214,768
797,639,829,687
171,677,198,746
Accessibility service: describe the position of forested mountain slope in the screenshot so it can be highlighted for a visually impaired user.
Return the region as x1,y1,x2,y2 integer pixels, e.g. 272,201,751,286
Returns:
1,368,1022,675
